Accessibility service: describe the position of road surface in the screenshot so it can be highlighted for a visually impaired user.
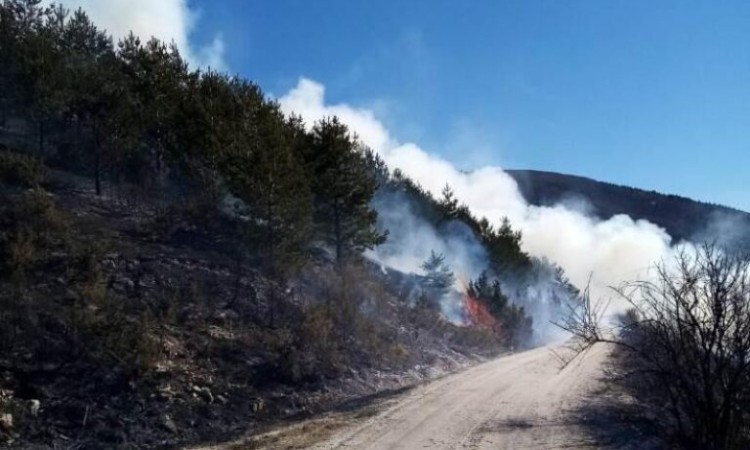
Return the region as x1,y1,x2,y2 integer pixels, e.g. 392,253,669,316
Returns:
309,343,610,450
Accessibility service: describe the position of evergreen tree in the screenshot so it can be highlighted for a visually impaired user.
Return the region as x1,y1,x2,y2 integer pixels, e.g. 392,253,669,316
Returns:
420,250,455,297
176,69,246,198
0,0,45,123
439,184,458,218
307,117,386,264
118,34,188,191
62,8,129,195
468,273,533,347
0,0,27,124
486,216,531,276
224,103,312,275
20,3,69,153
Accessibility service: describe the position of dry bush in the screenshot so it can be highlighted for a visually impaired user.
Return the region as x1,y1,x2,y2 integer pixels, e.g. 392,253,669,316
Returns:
555,281,609,353
146,195,219,242
564,245,750,450
0,149,46,188
65,244,162,377
448,323,503,350
0,189,68,282
261,263,403,383
6,229,36,280
0,190,161,379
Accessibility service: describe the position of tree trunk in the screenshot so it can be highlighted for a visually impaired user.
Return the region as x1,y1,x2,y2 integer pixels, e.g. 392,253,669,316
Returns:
95,148,101,196
0,98,7,128
334,198,342,266
93,120,102,196
37,119,44,155
266,188,277,273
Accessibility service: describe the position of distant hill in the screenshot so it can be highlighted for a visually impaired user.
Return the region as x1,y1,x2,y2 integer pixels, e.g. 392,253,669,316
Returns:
506,170,750,247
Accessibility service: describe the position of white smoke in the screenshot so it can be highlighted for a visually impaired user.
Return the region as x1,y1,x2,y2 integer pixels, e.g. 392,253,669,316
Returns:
278,77,678,308
368,191,488,279
49,0,226,70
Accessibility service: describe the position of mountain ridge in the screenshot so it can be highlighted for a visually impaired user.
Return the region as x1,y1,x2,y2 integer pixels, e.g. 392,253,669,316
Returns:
506,169,750,245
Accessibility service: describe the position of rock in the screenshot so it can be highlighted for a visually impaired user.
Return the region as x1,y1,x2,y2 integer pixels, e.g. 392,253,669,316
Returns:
29,399,40,417
216,310,239,321
161,415,177,434
113,276,135,291
192,385,214,403
158,385,176,399
251,398,264,414
0,414,12,432
64,289,78,303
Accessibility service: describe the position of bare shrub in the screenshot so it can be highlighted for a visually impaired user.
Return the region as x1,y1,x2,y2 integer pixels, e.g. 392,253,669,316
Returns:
0,189,68,282
562,245,750,450
66,249,162,377
555,281,609,353
0,149,46,188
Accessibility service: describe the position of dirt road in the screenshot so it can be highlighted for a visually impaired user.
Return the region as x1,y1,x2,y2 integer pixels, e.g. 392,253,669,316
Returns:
309,343,611,450
194,343,625,450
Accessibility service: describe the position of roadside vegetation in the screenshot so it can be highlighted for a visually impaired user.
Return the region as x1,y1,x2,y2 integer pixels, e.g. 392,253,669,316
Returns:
0,1,579,447
562,245,750,450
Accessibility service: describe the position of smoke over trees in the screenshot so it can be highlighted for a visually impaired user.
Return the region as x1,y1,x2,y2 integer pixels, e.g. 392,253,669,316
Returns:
305,117,386,265
0,0,569,349
421,251,455,295
562,245,750,449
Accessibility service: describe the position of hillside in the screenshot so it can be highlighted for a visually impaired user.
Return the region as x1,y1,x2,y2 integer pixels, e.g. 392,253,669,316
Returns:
0,4,562,448
506,169,750,245
0,149,509,448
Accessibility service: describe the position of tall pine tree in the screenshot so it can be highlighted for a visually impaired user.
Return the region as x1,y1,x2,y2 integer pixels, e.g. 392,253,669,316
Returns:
224,102,312,275
306,117,386,264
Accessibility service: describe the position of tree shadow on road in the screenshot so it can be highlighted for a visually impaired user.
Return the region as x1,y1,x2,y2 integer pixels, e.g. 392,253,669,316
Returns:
571,366,665,450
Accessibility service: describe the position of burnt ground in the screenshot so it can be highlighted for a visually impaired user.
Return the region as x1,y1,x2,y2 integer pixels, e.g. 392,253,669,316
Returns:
0,165,503,449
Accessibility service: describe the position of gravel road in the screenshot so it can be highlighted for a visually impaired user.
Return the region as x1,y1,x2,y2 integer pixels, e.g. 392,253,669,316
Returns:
309,343,610,450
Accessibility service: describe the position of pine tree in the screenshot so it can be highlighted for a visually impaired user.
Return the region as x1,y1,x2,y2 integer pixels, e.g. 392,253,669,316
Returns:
421,250,455,296
19,3,69,154
1,0,44,123
224,103,312,275
486,216,531,276
0,0,28,125
118,34,188,192
63,8,127,195
439,184,458,218
468,273,533,347
176,69,247,198
306,117,386,264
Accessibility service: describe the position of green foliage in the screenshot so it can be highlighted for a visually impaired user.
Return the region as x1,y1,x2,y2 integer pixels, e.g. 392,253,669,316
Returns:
381,175,533,279
0,1,392,277
224,103,313,275
0,187,67,280
468,272,533,347
305,117,387,264
67,271,162,376
0,148,46,187
420,250,455,299
483,217,531,277
117,34,188,182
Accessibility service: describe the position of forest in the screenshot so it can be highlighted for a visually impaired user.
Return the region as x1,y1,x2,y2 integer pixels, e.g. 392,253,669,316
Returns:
0,1,578,447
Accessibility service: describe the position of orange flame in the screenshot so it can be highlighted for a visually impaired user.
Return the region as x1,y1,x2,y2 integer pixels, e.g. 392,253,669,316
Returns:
457,275,497,330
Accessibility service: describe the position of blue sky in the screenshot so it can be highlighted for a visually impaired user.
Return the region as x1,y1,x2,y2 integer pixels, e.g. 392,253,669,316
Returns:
190,1,750,211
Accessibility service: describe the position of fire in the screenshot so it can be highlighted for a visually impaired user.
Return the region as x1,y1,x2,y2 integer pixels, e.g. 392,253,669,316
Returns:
457,276,497,330
464,293,497,329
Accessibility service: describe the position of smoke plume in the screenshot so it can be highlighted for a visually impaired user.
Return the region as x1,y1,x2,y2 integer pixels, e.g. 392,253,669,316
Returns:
279,78,679,318
49,0,226,70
